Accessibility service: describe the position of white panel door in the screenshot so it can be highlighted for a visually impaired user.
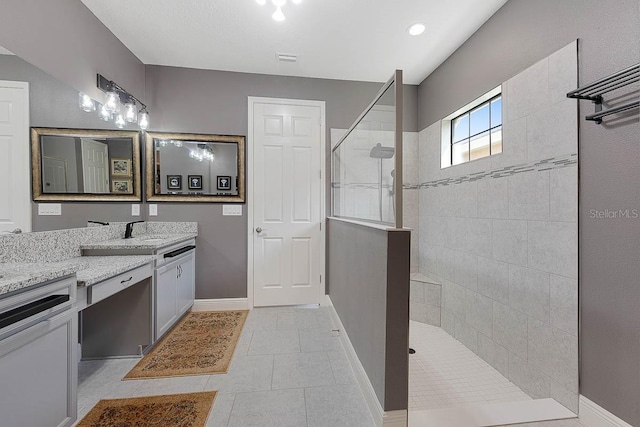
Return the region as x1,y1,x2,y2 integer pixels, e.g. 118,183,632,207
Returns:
43,157,68,193
81,139,109,193
0,81,30,233
252,101,323,306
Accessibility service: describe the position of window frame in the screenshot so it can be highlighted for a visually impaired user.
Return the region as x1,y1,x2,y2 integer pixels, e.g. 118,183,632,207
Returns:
441,85,502,169
450,94,502,165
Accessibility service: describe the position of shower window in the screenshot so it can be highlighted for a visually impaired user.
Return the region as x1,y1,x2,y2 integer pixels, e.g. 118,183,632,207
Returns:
442,86,502,168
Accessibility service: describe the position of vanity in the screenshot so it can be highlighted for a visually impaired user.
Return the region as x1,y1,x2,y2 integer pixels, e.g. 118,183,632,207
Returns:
0,222,197,427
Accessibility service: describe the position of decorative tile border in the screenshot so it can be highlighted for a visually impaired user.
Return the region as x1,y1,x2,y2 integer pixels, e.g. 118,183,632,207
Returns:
412,153,577,190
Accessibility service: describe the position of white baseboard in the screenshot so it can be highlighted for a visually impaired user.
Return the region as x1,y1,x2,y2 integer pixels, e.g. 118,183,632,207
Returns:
325,295,408,427
579,396,633,427
192,298,249,311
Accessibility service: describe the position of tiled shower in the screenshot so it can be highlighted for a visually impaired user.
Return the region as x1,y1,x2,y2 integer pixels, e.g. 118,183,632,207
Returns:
405,41,579,416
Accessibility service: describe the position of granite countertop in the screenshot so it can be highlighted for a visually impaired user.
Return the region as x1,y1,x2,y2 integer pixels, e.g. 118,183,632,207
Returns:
0,261,82,297
75,255,156,287
0,254,157,297
80,233,197,251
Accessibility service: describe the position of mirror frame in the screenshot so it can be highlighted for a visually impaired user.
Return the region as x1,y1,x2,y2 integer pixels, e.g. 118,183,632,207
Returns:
31,127,142,202
145,131,246,203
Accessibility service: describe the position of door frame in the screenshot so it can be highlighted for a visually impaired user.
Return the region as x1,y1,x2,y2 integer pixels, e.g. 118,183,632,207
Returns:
0,80,31,233
247,96,327,309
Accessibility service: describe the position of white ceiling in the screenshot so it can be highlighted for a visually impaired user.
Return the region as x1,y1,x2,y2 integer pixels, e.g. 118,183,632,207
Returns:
81,0,508,85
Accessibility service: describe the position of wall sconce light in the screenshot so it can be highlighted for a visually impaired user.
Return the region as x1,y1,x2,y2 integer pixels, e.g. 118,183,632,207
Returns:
79,74,151,130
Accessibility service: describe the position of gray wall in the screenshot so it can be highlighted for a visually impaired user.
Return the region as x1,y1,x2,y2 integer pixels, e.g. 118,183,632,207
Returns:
145,65,418,299
327,219,409,411
416,0,640,423
0,0,145,101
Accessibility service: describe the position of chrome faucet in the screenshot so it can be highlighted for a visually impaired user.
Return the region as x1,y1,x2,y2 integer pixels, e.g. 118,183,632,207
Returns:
124,221,145,239
88,221,109,226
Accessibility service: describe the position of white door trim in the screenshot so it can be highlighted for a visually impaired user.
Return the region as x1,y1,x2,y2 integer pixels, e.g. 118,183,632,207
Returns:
247,96,326,309
0,80,31,233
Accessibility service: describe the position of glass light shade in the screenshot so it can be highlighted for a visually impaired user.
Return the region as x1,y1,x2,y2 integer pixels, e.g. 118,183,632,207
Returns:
79,93,95,112
272,6,285,21
124,102,137,123
292,0,302,4
98,104,112,121
272,0,286,6
104,90,120,114
138,110,150,130
114,114,126,129
256,0,266,4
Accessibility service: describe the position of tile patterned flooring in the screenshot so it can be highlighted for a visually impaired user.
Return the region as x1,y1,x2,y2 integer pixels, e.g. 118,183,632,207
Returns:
74,306,374,427
409,320,531,411
74,309,584,427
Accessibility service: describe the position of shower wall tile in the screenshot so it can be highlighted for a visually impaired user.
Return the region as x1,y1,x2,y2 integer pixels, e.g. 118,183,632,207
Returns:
505,56,550,122
508,171,550,221
550,379,579,414
549,274,578,337
410,300,428,323
508,265,550,323
493,302,528,360
526,99,577,162
414,42,578,412
410,281,424,304
548,41,578,106
477,177,509,219
528,318,579,392
454,182,478,217
477,332,496,365
550,166,578,222
454,316,478,354
477,257,510,305
441,308,456,336
528,221,578,279
403,131,419,159
454,251,478,291
508,352,550,399
423,283,442,307
492,219,528,266
494,343,510,378
442,280,466,320
465,218,492,257
465,291,493,337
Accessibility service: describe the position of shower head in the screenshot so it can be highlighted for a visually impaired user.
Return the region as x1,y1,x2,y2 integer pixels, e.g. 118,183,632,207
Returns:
369,143,395,159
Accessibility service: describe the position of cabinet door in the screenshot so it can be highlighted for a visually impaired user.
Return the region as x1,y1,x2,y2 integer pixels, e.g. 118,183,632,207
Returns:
0,309,77,427
155,263,178,339
177,254,195,315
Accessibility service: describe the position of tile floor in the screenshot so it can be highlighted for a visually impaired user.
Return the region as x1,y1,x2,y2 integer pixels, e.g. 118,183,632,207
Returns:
409,320,532,411
74,306,375,427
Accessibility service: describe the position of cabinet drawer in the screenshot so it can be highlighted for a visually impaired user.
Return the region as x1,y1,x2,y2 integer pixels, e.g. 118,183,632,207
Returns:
88,264,152,306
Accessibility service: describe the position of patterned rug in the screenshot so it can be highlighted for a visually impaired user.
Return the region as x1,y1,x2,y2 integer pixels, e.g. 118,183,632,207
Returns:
124,310,248,379
76,392,216,427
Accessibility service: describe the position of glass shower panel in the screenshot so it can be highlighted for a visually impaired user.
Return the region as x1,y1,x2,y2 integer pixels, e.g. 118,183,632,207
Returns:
331,82,397,225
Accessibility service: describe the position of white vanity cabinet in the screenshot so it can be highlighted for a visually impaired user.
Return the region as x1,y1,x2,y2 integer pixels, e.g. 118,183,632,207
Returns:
0,276,78,427
155,241,196,339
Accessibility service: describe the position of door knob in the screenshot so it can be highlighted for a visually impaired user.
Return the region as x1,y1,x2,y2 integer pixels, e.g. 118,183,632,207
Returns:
255,227,263,233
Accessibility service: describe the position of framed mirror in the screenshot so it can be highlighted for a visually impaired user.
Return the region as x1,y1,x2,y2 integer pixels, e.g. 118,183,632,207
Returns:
31,128,142,202
145,132,245,203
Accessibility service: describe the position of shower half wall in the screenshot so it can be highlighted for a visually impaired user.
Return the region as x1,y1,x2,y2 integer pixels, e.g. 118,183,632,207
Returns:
409,41,579,413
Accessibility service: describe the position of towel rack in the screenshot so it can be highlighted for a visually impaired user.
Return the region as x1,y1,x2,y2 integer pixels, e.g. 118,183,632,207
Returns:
567,63,639,124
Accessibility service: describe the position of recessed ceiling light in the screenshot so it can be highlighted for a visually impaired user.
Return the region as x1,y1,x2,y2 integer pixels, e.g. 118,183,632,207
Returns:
408,23,426,36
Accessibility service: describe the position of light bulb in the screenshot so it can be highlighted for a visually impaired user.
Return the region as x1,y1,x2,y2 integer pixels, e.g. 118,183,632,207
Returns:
79,93,95,112
408,23,426,36
138,110,149,130
98,104,112,121
124,101,137,123
272,0,286,6
114,114,126,129
272,6,285,21
104,90,120,114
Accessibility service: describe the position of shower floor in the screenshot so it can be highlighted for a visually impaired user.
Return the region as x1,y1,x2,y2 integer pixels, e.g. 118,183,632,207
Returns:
409,321,531,411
